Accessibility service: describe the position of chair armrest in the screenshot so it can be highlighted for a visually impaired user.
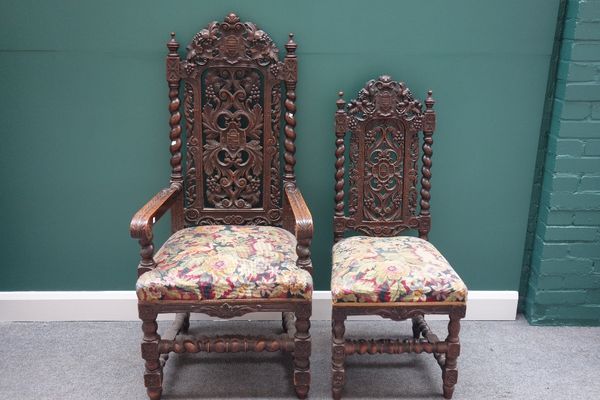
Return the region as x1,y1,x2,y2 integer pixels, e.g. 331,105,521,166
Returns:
130,185,181,240
283,185,313,241
283,185,313,274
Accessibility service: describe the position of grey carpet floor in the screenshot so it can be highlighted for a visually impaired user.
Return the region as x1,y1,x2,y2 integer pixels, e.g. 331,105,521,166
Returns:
0,316,599,400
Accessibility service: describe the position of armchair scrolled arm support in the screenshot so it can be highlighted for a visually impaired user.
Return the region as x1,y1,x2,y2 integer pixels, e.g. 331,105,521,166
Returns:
130,184,182,277
283,185,314,275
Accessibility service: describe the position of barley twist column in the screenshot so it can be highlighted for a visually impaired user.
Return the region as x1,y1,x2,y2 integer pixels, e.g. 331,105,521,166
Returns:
419,90,435,240
283,33,298,185
334,92,347,243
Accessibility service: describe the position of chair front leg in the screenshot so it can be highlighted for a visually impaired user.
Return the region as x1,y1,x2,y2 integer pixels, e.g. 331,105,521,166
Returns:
331,308,347,400
140,306,162,400
293,303,311,399
442,310,462,399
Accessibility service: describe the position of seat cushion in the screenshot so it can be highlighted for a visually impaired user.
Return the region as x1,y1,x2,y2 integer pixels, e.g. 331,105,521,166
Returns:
331,236,467,303
136,225,312,302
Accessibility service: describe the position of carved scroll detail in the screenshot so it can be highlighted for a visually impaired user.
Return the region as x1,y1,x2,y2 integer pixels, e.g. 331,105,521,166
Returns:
371,307,433,321
201,68,264,209
345,220,421,237
363,122,404,221
188,302,263,318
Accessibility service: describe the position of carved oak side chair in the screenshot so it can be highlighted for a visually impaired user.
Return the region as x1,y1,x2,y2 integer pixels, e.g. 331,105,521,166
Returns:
331,76,468,399
129,13,313,399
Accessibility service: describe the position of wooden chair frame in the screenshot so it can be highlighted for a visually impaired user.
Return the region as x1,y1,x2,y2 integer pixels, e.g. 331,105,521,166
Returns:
331,77,466,399
130,14,312,399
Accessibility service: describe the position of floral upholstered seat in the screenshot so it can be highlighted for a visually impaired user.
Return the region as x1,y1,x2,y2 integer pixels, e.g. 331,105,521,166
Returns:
331,236,467,303
136,225,312,302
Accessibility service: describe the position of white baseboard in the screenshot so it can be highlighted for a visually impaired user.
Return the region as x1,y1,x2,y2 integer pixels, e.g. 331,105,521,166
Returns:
0,290,518,322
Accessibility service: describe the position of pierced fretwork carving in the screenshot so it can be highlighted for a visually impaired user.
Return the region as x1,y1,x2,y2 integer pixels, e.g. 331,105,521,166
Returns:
202,68,264,209
363,122,404,221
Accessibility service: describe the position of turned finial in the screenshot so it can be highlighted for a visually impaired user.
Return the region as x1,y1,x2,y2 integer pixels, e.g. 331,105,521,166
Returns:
336,91,346,110
425,90,435,110
285,33,297,54
167,32,179,53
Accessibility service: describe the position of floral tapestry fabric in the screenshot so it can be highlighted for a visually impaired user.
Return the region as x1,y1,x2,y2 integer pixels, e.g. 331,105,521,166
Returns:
136,225,312,302
331,236,467,303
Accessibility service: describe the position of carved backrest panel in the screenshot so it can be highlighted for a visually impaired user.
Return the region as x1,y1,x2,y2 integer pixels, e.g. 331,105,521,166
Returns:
177,14,288,226
334,76,436,239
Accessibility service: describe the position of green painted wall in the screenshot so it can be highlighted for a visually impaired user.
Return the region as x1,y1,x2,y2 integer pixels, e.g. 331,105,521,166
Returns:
0,0,560,291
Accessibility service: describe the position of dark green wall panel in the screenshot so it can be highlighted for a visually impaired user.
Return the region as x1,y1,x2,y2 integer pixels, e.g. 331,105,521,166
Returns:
0,0,560,291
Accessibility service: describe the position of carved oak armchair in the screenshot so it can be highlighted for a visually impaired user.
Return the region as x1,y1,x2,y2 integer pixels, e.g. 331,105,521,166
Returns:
331,76,467,399
130,14,312,400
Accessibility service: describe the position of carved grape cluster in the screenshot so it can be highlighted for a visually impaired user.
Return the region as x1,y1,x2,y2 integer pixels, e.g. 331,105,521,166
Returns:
365,129,376,145
206,85,217,101
184,62,195,76
247,176,261,192
206,176,220,192
411,118,423,131
269,63,280,77
392,129,404,142
249,84,260,103
348,117,358,132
